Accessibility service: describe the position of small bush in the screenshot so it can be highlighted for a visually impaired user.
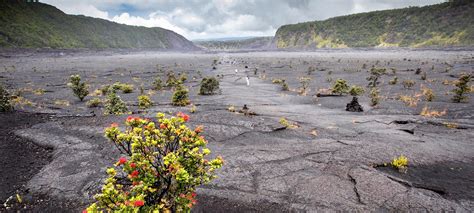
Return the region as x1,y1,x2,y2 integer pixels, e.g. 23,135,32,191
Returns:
420,106,446,118
281,82,289,91
199,77,219,95
279,117,297,129
100,85,110,95
272,79,289,91
86,98,101,108
120,83,134,93
421,71,427,80
367,67,386,88
179,73,187,83
307,66,316,75
299,77,311,95
153,77,163,90
69,74,89,101
415,68,422,75
189,104,197,113
389,76,398,85
0,83,13,112
166,71,180,87
106,82,134,94
172,84,190,106
369,88,380,106
33,88,45,95
138,95,153,109
331,79,349,95
402,80,415,89
398,95,419,107
104,89,127,115
348,85,365,96
272,79,284,84
85,113,223,212
422,87,435,102
391,155,408,171
452,73,471,103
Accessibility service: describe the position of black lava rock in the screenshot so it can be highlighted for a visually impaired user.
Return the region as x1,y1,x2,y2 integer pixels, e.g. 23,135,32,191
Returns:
346,97,364,112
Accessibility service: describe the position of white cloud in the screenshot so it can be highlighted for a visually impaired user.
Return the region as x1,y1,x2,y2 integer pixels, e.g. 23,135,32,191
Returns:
41,0,445,40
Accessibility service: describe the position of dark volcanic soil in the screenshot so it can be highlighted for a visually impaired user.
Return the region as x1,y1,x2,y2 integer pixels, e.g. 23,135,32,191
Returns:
0,112,50,210
0,49,473,212
0,112,51,200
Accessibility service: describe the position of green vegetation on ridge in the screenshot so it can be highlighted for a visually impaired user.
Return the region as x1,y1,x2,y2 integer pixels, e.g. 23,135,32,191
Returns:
275,0,474,48
0,1,196,49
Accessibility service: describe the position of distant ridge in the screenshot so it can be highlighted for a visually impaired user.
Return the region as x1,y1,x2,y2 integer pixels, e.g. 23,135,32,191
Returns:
0,0,198,50
195,37,274,50
274,0,474,49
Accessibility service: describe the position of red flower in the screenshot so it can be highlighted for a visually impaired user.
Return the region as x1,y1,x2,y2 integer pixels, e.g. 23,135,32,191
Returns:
132,181,139,186
82,210,88,213
134,200,145,207
191,192,197,197
110,123,118,128
160,123,167,129
194,125,203,133
130,162,136,168
126,116,134,122
177,112,190,122
130,170,139,178
118,157,127,165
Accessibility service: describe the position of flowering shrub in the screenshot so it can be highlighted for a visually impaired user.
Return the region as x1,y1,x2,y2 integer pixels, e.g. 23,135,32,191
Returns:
85,113,223,212
68,74,89,101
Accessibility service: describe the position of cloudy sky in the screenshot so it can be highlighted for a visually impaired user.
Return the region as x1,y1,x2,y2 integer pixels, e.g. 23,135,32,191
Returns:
42,0,444,40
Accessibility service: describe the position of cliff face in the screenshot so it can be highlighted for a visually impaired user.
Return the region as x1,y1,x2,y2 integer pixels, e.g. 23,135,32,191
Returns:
274,0,474,49
0,1,198,50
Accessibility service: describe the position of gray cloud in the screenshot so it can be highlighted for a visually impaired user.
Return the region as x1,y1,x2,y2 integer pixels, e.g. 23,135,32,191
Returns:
41,0,445,39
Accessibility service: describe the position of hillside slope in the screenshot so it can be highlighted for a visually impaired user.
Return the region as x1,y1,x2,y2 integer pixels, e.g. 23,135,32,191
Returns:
195,37,274,50
274,0,474,49
0,1,197,50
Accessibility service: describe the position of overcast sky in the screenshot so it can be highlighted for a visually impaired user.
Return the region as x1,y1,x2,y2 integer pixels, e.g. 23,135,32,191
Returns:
41,0,444,40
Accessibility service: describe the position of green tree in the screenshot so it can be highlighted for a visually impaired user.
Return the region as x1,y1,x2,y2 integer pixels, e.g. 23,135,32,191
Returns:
199,77,220,95
69,74,89,101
